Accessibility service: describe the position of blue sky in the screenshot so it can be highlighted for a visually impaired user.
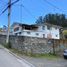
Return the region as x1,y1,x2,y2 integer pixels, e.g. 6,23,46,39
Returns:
0,0,67,27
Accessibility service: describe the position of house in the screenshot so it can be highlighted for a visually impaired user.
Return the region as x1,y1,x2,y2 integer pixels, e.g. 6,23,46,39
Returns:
0,25,14,35
0,25,7,35
11,22,62,39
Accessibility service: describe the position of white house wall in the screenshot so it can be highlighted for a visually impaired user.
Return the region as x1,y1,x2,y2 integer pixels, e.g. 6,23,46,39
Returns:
13,24,60,39
21,30,43,38
36,25,60,39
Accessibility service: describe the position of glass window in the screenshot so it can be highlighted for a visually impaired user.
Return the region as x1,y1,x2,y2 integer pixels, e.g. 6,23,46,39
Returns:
56,34,58,37
47,26,51,30
42,26,45,30
15,33,17,36
19,32,21,35
55,27,57,29
43,34,45,38
36,33,39,36
27,31,30,34
14,27,19,31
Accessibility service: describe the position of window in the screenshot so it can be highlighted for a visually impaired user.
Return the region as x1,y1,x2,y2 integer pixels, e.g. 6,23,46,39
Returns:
14,27,19,32
36,33,39,36
55,27,57,29
56,34,58,37
43,34,45,38
19,32,21,35
42,26,45,30
47,26,51,30
27,31,30,34
15,33,18,36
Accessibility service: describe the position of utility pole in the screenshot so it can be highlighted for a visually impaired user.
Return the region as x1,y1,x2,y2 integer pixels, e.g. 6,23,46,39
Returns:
0,0,19,43
6,0,11,43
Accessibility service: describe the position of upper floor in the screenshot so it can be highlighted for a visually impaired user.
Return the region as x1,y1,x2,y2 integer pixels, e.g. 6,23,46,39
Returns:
11,22,62,39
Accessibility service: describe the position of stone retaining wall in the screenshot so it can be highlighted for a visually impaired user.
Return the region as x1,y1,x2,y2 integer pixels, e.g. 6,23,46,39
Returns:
0,35,67,54
10,36,53,54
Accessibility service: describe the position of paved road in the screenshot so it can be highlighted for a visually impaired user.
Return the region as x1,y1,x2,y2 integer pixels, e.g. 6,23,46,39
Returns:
0,45,34,67
0,45,67,67
22,55,67,67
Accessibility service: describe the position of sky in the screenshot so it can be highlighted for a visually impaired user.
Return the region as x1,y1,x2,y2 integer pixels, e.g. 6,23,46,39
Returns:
0,0,67,27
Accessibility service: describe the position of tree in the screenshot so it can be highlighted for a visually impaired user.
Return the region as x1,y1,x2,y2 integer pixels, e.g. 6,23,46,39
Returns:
63,30,67,39
35,16,43,24
0,28,2,32
36,13,67,27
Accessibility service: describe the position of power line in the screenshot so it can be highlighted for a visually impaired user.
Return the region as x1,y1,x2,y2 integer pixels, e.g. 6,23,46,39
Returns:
0,0,19,43
43,0,67,13
20,0,23,22
0,0,19,16
0,3,8,16
12,3,37,22
22,4,36,20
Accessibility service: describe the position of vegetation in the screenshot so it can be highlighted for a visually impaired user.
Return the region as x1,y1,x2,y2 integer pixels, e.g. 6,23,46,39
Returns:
30,53,59,60
10,48,60,60
4,41,12,49
35,13,67,27
63,30,67,38
63,30,67,35
0,28,2,32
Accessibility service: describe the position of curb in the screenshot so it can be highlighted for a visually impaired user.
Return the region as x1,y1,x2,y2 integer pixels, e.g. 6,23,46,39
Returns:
9,50,35,67
3,47,35,67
